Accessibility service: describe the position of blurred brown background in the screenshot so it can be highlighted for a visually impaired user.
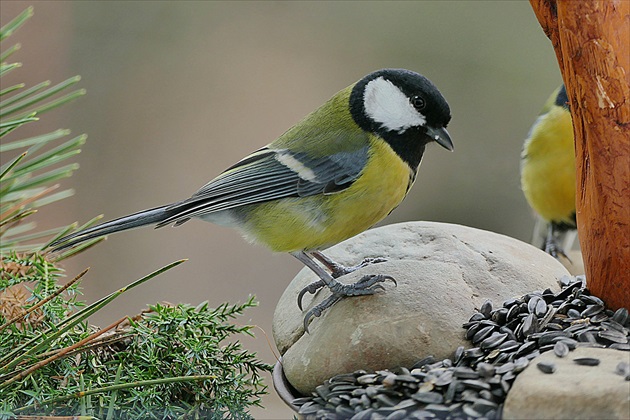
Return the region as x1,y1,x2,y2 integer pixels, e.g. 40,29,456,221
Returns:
2,1,560,417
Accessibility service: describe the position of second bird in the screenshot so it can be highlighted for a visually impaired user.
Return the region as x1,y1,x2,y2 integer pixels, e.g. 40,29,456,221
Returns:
521,84,576,258
51,68,453,330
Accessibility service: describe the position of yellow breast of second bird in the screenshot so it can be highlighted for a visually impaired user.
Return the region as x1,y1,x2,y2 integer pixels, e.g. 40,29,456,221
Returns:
244,137,413,252
521,107,576,224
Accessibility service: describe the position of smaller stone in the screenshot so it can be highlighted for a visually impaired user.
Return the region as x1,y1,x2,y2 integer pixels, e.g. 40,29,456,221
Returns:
503,347,630,420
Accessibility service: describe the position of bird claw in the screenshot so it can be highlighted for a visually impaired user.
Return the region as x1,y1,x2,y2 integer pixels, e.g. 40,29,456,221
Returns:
301,274,396,333
297,279,326,311
303,294,343,333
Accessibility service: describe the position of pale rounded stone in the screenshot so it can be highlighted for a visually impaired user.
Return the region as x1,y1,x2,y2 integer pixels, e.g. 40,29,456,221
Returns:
273,221,569,395
504,347,630,420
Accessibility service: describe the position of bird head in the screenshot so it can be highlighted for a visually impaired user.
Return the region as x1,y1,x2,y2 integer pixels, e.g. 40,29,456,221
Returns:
350,69,453,158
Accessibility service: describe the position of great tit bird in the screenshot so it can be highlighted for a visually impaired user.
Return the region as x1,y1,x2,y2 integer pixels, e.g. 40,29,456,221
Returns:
50,68,453,329
520,84,576,258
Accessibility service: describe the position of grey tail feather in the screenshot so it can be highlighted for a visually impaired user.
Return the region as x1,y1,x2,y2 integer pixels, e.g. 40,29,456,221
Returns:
49,205,173,251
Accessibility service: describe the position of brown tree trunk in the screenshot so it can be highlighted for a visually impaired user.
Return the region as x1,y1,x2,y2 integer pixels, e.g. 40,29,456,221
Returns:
530,0,629,309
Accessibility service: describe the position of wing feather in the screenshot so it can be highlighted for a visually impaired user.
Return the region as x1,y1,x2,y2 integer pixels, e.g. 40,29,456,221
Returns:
156,145,368,227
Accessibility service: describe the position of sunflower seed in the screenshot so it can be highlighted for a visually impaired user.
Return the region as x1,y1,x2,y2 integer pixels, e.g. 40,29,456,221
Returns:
557,338,578,349
481,332,508,349
335,405,354,416
536,299,548,317
495,362,515,374
406,410,436,419
453,367,479,379
462,403,482,417
453,345,465,364
434,370,454,387
553,341,570,357
601,320,628,334
582,304,604,318
331,372,358,383
592,313,610,324
598,330,629,344
507,303,522,322
357,374,377,385
567,308,582,319
612,308,629,325
537,361,556,374
412,356,436,370
490,310,506,326
443,379,458,404
513,357,530,372
497,339,519,352
461,379,491,391
472,325,495,344
472,398,498,414
577,331,597,343
375,394,398,407
527,296,542,314
522,313,538,337
298,402,321,414
582,295,605,306
614,361,628,374
469,312,486,323
424,404,451,415
515,341,537,358
538,330,569,346
411,391,443,404
383,409,408,420
464,347,484,358
610,343,630,351
573,357,601,366
480,299,493,318
502,370,516,381
477,362,496,378
350,408,374,420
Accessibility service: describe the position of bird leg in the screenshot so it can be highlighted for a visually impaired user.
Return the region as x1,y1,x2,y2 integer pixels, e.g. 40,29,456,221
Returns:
291,251,395,332
543,224,569,260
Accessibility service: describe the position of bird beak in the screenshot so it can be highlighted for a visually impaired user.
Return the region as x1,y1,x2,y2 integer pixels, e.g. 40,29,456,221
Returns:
427,126,454,151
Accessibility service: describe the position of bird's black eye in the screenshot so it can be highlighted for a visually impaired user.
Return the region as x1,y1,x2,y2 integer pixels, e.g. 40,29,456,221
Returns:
411,95,426,111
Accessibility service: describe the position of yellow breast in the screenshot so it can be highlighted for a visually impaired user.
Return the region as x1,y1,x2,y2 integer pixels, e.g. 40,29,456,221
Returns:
242,137,413,252
521,106,575,224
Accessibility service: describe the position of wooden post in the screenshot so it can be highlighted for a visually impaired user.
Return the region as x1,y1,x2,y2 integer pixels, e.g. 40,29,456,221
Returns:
530,0,629,309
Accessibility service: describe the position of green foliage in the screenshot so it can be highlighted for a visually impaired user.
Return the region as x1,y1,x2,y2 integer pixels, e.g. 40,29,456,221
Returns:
0,255,270,418
0,8,272,418
1,7,88,256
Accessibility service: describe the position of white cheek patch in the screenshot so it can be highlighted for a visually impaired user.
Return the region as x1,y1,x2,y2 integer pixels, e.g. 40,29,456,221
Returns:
363,77,426,133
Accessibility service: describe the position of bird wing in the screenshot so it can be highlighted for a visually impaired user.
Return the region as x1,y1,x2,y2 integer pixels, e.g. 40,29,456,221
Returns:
155,146,369,227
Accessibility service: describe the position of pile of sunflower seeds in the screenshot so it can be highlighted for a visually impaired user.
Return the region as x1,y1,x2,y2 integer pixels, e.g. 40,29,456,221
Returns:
293,275,630,419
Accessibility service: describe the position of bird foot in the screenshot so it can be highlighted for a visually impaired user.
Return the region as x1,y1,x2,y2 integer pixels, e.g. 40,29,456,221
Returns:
544,238,569,261
301,274,396,332
296,255,388,310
